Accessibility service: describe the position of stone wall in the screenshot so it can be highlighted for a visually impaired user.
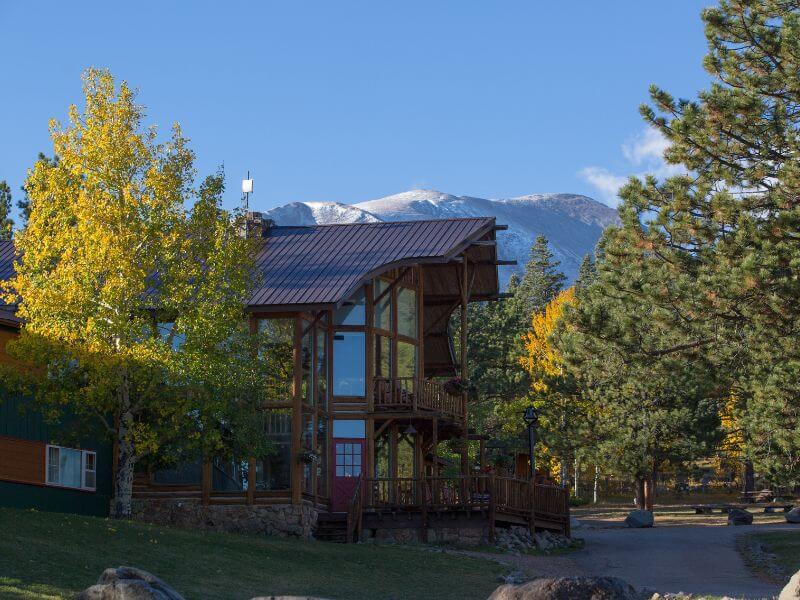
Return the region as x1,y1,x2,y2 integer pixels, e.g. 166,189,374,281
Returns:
364,525,490,546
132,498,318,539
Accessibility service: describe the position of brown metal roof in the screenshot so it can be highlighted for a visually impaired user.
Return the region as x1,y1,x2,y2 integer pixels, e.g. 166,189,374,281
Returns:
249,217,497,310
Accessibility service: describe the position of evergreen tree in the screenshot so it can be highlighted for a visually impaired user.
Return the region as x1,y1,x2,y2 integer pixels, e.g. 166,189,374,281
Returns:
16,153,58,228
517,235,566,314
611,0,800,484
0,181,14,240
575,254,596,291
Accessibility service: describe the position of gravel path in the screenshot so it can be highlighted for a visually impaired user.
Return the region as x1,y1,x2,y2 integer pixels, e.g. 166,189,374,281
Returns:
570,522,791,599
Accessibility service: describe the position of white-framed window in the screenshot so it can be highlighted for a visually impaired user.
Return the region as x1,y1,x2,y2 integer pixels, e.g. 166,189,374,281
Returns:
45,445,97,491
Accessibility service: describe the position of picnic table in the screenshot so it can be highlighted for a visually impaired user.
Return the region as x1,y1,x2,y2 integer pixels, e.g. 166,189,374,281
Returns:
691,502,794,514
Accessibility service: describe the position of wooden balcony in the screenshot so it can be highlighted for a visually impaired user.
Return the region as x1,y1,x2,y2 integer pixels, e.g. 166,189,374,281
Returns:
373,377,465,421
346,474,570,543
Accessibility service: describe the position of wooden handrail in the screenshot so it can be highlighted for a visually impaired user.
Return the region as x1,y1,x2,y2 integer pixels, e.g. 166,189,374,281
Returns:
373,377,465,420
345,473,364,543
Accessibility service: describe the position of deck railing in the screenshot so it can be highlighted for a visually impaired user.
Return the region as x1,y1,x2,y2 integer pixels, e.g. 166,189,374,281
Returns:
356,474,570,538
373,377,465,420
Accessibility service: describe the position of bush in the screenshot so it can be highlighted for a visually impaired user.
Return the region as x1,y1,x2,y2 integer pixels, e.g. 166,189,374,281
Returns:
569,495,589,506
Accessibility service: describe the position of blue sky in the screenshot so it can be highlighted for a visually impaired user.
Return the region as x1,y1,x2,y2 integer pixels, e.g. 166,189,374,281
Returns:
1,1,712,219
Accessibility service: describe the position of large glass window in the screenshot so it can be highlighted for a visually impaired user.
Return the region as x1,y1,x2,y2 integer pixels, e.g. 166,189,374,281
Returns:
397,287,417,339
397,340,417,379
397,432,416,479
213,457,249,491
374,279,392,331
316,417,328,497
374,335,391,378
315,329,328,409
301,328,313,406
333,332,365,396
333,419,366,438
153,459,202,485
258,318,294,405
375,432,390,478
46,445,96,490
334,288,365,325
257,410,291,491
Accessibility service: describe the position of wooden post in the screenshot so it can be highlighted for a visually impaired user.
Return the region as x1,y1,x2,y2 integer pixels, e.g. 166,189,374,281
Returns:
459,256,470,478
529,479,536,535
291,317,303,505
366,282,375,412
201,460,212,507
488,470,496,543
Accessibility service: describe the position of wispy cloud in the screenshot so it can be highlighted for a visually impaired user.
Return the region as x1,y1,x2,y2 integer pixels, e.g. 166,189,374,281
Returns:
580,127,684,207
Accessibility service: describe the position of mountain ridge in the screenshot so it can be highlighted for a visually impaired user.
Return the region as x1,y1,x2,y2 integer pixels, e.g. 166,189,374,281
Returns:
262,189,619,284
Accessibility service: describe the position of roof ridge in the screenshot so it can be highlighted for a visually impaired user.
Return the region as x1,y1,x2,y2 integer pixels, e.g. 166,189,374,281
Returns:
269,216,493,230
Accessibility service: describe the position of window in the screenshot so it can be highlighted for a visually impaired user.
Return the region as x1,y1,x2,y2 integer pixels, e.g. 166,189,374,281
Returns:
333,419,366,438
374,335,391,378
315,329,328,409
332,332,365,396
335,442,362,477
257,318,294,405
397,287,417,339
374,279,392,331
156,322,186,350
334,288,365,325
257,410,291,491
46,445,97,491
397,341,417,378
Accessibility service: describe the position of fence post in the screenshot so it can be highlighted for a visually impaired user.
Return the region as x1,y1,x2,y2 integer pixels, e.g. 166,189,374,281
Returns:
488,471,496,543
529,479,536,535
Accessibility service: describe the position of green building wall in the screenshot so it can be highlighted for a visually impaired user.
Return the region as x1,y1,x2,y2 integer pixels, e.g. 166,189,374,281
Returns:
0,392,113,516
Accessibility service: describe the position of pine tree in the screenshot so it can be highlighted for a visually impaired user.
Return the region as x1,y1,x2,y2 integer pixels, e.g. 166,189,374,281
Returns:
612,0,800,484
0,181,14,240
517,235,566,313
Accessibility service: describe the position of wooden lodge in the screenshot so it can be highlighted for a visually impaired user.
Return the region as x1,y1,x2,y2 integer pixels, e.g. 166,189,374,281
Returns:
0,215,570,543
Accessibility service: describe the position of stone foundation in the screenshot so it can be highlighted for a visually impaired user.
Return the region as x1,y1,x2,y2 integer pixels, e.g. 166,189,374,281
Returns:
132,498,318,539
364,525,490,546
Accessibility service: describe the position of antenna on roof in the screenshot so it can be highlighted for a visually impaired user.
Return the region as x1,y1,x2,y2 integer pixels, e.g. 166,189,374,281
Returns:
242,171,254,210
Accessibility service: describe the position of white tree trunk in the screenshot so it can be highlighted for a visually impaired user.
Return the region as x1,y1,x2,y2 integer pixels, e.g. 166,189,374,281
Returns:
593,464,599,504
573,455,579,495
112,376,135,519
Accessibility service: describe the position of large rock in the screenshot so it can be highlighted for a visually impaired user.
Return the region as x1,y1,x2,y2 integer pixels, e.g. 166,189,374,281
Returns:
727,508,753,526
786,507,800,524
625,509,654,528
780,569,800,600
489,577,639,600
76,567,184,600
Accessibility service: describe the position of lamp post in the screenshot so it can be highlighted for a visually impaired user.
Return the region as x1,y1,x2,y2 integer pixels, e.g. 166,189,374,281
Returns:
523,406,538,481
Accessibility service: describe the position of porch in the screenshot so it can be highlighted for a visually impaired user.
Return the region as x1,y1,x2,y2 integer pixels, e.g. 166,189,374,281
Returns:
345,474,570,544
373,377,466,422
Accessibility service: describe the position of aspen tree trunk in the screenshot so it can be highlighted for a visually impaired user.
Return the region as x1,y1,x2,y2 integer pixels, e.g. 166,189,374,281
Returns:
635,477,645,508
573,455,579,496
112,375,135,519
593,464,599,504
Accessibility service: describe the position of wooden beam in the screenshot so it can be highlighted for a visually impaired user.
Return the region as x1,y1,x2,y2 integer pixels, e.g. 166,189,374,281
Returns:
470,240,496,247
494,224,509,231
374,418,394,439
291,317,303,505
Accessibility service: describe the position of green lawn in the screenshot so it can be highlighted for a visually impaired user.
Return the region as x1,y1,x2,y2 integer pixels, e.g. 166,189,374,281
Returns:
745,531,800,578
0,508,504,600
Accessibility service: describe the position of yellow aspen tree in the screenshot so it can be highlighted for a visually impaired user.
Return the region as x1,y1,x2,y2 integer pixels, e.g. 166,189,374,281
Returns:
2,69,263,518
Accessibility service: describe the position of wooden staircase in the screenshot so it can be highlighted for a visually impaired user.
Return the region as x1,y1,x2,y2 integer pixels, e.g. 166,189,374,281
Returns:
315,512,348,543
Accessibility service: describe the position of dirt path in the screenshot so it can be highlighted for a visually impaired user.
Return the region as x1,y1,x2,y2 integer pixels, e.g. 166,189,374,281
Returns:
570,522,790,599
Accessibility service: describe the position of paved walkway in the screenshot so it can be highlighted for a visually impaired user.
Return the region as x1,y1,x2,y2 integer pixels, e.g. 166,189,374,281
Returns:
570,522,790,599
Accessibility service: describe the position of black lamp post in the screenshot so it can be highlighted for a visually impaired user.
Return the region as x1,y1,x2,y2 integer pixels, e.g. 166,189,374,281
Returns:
523,406,538,480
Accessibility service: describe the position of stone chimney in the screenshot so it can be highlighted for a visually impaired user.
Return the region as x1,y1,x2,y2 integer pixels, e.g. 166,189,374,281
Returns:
243,211,274,239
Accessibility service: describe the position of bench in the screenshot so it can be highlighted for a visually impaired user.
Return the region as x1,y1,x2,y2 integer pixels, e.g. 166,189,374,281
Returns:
692,503,793,514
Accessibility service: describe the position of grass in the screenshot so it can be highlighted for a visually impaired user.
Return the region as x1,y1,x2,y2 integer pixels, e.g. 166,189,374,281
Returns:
738,531,800,584
0,507,505,600
572,503,790,527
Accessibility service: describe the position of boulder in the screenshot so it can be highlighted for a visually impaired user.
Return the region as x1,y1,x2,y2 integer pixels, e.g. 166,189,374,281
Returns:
76,567,184,600
727,508,753,526
786,507,800,524
625,509,654,528
779,569,800,600
489,577,639,600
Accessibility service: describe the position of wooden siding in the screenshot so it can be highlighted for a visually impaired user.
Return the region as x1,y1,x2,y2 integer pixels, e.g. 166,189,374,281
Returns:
0,435,45,486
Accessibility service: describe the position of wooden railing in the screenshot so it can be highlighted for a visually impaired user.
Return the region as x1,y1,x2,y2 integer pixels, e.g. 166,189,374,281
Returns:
357,474,570,537
346,473,364,543
373,377,465,420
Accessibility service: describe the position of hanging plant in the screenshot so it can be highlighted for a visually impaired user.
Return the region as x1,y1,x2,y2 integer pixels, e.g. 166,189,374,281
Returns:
297,450,320,464
444,376,471,396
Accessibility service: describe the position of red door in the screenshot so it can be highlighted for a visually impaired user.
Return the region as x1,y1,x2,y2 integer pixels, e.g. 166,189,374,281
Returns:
332,438,365,512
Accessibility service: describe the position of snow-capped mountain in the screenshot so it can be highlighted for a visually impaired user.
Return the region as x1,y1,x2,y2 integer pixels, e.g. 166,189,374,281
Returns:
263,190,619,284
